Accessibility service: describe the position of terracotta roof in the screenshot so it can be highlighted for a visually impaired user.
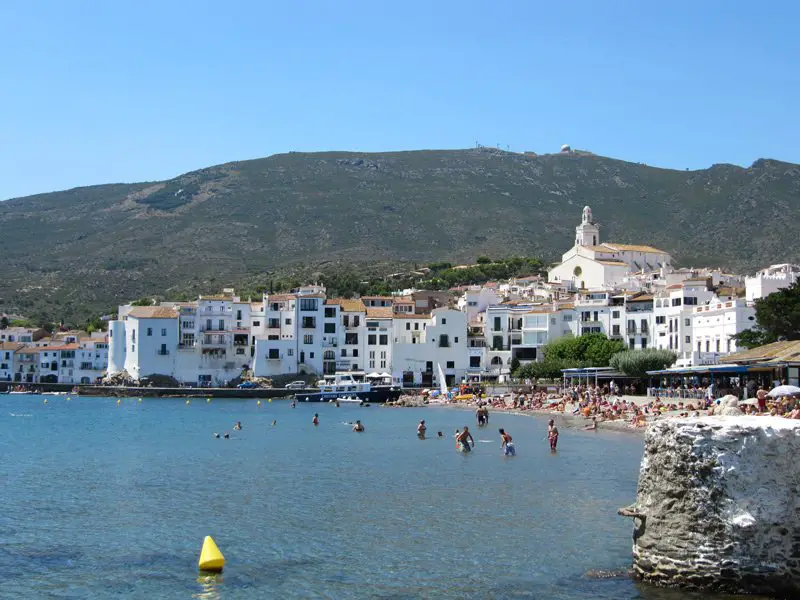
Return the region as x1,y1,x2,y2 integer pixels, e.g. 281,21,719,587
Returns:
327,298,365,312
365,307,393,319
558,303,575,309
250,304,263,310
596,260,628,266
16,347,43,355
266,294,295,302
600,242,669,254
361,296,394,301
0,342,24,351
38,343,79,352
199,295,234,301
721,340,800,365
393,313,431,319
666,284,683,289
128,306,179,319
628,294,654,302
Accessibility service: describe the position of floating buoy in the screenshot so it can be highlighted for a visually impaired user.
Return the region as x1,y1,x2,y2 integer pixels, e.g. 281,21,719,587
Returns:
268,399,272,403
137,398,142,402
206,398,211,403
186,400,191,405
43,399,48,404
66,397,71,401
198,535,225,572
257,400,261,406
116,399,121,405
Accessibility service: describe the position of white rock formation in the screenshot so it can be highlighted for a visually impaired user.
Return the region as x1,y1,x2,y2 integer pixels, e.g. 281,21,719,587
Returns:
621,416,800,596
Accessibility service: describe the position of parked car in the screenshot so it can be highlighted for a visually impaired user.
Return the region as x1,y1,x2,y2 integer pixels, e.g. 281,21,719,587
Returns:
285,381,307,390
237,381,258,389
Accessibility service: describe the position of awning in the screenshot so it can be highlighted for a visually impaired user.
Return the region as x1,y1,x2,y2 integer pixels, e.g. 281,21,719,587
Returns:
646,364,751,376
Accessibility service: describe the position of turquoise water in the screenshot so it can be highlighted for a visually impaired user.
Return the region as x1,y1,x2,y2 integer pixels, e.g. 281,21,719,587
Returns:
0,396,724,599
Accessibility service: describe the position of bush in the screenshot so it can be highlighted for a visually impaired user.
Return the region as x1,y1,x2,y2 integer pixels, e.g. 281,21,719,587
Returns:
609,348,678,378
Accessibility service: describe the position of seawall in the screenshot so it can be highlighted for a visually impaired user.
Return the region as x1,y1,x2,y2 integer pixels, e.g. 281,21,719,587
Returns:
621,417,800,597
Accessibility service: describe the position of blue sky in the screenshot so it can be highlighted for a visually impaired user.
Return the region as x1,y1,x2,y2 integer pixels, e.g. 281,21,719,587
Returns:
1,1,798,200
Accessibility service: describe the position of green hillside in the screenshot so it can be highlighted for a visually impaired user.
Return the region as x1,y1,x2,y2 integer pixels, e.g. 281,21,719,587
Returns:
1,148,798,323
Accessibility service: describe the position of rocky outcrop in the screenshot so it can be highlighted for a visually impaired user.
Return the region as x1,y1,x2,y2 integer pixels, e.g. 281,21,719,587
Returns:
622,417,800,597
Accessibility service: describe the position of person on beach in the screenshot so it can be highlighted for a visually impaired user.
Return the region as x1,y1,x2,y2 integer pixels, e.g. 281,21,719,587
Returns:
584,417,597,431
756,387,767,413
352,420,365,432
456,426,474,452
417,420,427,439
499,428,515,456
312,413,319,426
547,419,559,452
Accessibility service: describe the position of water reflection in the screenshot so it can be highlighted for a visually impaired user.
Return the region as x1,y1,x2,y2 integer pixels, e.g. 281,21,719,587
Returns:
193,574,223,599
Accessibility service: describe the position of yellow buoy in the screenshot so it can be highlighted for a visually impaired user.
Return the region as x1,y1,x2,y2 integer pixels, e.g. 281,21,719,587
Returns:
44,399,48,404
257,400,261,406
198,535,225,572
186,399,191,405
116,399,121,405
66,397,71,401
268,399,272,403
206,398,211,403
138,398,142,402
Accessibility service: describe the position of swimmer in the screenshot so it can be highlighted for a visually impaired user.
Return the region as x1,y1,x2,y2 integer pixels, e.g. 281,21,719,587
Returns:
352,419,364,432
271,420,277,426
291,400,296,408
223,433,230,439
456,426,474,452
214,433,220,439
233,421,242,431
312,413,319,426
437,431,443,438
499,428,515,456
547,419,559,452
417,419,427,439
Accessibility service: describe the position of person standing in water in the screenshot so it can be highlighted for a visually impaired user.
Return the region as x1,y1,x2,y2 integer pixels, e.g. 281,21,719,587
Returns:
456,426,474,452
312,413,319,426
499,428,515,456
417,420,427,439
547,419,559,452
352,420,365,432
233,421,242,431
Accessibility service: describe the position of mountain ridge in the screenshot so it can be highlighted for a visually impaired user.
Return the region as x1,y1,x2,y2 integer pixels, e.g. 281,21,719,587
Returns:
1,148,799,323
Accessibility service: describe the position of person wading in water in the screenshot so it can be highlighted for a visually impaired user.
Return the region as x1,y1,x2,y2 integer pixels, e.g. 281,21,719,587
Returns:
456,426,474,452
547,419,559,452
499,428,515,456
417,420,427,439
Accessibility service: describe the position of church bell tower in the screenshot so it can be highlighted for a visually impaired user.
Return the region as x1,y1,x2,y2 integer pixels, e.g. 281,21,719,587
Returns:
575,206,600,247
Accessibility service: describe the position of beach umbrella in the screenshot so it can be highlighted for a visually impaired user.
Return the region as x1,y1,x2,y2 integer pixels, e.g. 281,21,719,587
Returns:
366,372,380,378
740,398,759,406
767,385,800,397
378,372,391,379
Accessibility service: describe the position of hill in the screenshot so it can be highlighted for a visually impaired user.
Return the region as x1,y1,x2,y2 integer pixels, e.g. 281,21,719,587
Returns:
1,148,799,323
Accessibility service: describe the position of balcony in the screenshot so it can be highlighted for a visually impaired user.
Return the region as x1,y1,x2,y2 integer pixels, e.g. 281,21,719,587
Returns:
266,354,283,361
200,307,230,316
157,349,170,356
178,342,197,350
202,337,229,347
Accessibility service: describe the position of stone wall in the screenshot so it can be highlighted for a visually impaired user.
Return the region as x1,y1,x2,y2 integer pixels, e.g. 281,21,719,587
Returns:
622,417,800,597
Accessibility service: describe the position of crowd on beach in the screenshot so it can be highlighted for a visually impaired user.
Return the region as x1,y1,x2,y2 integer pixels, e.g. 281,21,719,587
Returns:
462,380,800,430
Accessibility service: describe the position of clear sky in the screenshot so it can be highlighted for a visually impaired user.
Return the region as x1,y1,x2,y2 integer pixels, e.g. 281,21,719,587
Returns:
1,1,798,200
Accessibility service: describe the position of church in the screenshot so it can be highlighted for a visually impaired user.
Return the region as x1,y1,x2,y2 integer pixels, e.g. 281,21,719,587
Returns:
548,206,672,290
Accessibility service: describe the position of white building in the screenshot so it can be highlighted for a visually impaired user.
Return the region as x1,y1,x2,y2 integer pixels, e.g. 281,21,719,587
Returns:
745,263,800,302
0,342,23,382
392,308,469,387
548,206,672,290
691,297,756,365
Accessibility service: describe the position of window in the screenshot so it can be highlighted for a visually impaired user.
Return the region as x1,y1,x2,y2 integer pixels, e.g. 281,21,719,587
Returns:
563,314,573,322
253,321,260,327
131,330,136,341
454,337,459,344
309,352,314,359
656,316,665,325
302,317,316,329
324,323,335,334
341,349,347,357
684,297,698,306
629,338,635,349
352,363,359,371
285,318,292,326
493,317,501,330
671,298,682,306
268,335,279,340
369,359,375,369
612,324,620,335
368,334,377,345
236,310,242,320
268,318,280,328
612,311,620,319
379,334,388,345
287,348,293,356
304,335,313,345
345,333,358,345
369,350,375,359
161,328,167,336
147,328,152,336
218,319,224,330
324,307,336,318
641,338,647,349
470,356,481,368
366,321,379,329
353,317,360,327
441,318,447,325
439,334,450,348
640,319,648,332
446,361,455,369
685,318,691,327
353,349,359,357
406,323,410,330
716,339,720,353
425,361,433,372
299,298,318,312
414,322,419,331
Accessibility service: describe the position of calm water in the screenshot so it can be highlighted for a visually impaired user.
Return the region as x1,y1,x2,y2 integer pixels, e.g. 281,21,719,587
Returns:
0,396,733,599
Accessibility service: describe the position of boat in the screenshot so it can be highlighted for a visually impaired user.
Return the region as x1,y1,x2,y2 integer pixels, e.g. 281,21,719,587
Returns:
8,391,34,395
295,373,401,404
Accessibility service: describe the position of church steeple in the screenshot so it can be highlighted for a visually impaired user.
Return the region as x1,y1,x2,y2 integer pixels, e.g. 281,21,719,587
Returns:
575,205,600,247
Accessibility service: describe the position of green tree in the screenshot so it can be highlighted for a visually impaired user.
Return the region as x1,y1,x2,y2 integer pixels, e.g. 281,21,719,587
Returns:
510,356,521,375
609,348,678,377
733,281,800,349
476,256,492,264
0,316,8,329
130,297,154,307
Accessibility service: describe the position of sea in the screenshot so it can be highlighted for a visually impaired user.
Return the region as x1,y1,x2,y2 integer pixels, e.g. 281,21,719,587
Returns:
0,395,750,599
